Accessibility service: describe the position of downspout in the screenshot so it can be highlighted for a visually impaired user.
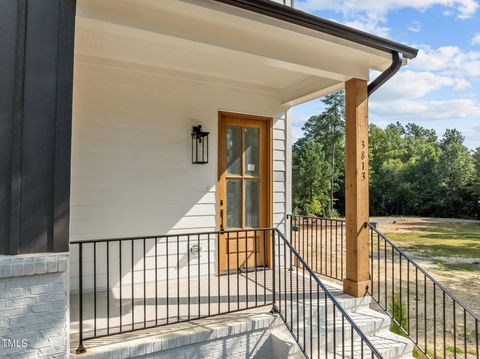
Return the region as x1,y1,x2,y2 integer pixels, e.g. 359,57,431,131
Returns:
367,51,403,97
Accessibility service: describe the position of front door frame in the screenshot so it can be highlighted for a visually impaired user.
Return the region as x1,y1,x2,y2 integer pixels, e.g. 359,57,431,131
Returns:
217,111,273,272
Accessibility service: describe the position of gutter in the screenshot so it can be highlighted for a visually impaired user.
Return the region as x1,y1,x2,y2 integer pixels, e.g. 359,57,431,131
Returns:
367,51,403,97
212,0,418,60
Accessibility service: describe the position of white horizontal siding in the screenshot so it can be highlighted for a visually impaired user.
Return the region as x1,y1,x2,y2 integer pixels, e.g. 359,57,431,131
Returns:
71,62,288,289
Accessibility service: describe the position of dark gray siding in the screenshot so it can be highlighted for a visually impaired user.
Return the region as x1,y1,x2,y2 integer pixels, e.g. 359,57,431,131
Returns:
0,0,76,254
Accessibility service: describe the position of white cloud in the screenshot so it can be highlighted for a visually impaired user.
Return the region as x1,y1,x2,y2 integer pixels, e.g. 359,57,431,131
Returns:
370,70,470,102
409,46,480,77
473,33,480,45
370,98,480,120
343,18,390,37
407,21,422,32
296,0,479,20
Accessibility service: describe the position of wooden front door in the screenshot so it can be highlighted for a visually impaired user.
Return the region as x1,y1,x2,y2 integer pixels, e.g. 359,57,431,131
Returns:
218,112,271,272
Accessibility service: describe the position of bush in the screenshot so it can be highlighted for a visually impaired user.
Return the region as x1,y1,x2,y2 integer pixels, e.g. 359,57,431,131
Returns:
389,291,408,337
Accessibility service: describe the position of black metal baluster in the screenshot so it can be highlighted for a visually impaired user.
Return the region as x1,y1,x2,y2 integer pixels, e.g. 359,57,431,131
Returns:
303,264,306,346
370,228,374,295
464,308,467,359
255,231,258,307
188,235,191,320
333,306,336,358
131,240,134,331
351,326,354,358
227,232,230,312
330,220,333,277
177,236,180,322
208,233,211,317
407,261,410,336
434,283,436,358
400,253,402,329
310,275,313,357
93,243,97,337
119,241,123,332
278,230,281,314
325,292,328,359
335,221,338,279
443,291,446,359
341,222,344,279
107,241,110,335
284,240,287,321
143,238,146,328
290,244,293,333
454,301,457,359
475,318,478,359
218,233,221,315
76,243,85,354
320,219,323,275
392,247,395,317
245,230,249,309
377,233,380,305
198,234,201,318
273,230,277,309
384,238,387,310
264,230,267,306
166,236,169,324
424,274,427,352
237,231,240,310
296,254,300,340
416,267,418,344
155,238,158,326
317,283,320,359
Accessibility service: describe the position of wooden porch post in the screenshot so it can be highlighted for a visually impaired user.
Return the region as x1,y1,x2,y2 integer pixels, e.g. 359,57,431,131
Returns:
343,78,370,297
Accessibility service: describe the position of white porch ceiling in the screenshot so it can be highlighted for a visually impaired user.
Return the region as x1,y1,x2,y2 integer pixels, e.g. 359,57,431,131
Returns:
75,0,395,107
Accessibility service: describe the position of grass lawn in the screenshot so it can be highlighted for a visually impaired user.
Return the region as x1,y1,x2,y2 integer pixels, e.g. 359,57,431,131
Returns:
375,218,480,272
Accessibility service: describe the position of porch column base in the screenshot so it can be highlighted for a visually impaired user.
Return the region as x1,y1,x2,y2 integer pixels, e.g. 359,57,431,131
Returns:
343,278,370,297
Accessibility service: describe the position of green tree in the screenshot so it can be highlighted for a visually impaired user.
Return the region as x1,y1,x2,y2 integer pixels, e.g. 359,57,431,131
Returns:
292,140,331,215
302,92,345,215
473,147,480,197
436,129,475,217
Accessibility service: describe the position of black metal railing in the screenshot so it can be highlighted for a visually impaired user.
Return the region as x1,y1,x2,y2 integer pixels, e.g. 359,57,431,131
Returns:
272,229,383,358
71,226,383,357
288,215,346,282
71,228,274,354
366,222,480,359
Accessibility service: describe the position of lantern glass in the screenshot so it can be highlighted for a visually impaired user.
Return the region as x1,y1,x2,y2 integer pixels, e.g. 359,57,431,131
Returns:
191,125,209,164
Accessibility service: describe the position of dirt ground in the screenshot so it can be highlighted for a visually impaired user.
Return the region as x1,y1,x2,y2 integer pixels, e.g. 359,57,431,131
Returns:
373,217,480,315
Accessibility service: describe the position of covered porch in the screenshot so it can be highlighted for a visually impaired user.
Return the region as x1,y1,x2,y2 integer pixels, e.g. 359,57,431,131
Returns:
69,0,412,354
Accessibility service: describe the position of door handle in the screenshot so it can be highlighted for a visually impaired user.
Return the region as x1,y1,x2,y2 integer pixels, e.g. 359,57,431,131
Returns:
220,209,224,232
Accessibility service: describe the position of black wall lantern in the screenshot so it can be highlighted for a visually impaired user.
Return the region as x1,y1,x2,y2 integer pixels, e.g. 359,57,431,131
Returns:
191,125,209,164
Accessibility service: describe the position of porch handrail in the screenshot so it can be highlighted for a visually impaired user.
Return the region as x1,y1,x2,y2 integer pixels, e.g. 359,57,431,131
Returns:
273,229,384,358
366,222,480,359
72,226,385,357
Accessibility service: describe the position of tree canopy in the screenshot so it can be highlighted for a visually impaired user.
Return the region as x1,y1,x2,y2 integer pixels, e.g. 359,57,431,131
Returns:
293,92,480,219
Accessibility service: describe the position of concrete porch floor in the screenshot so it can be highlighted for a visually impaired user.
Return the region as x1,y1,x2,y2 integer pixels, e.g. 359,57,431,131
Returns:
70,268,276,350
70,268,413,359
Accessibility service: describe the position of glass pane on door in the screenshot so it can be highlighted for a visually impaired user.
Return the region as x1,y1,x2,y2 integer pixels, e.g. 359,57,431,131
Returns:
226,179,242,228
226,126,241,175
244,179,259,227
244,127,259,176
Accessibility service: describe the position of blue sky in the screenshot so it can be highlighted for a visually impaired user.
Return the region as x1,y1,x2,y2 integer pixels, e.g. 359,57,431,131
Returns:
291,0,480,149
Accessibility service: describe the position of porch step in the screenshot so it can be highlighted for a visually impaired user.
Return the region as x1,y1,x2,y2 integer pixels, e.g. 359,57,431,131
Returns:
273,279,414,359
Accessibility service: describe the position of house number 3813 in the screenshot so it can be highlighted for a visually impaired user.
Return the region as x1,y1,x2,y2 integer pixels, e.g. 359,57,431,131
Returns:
361,139,366,181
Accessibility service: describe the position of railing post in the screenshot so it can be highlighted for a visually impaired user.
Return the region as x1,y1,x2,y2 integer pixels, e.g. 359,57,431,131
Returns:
271,229,278,313
343,78,370,298
76,243,86,354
